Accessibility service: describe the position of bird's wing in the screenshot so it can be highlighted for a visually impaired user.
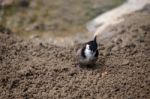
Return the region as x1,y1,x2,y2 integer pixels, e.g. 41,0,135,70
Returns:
95,50,99,57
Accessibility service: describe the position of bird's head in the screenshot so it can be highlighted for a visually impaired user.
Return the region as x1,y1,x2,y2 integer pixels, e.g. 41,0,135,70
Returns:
85,38,97,53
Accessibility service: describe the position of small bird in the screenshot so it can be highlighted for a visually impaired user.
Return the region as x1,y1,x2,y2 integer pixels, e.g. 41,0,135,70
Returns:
75,36,99,66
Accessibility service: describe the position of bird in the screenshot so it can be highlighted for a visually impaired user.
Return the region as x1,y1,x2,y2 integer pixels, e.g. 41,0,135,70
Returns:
75,36,99,66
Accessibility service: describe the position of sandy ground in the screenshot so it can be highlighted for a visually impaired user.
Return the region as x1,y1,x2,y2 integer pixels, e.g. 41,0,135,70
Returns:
0,11,150,99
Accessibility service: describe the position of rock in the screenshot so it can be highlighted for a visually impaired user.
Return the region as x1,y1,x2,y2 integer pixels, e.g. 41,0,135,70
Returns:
87,0,150,36
111,46,119,51
122,59,129,65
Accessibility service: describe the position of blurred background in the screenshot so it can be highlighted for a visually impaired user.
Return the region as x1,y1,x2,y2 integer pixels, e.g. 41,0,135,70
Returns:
0,0,125,46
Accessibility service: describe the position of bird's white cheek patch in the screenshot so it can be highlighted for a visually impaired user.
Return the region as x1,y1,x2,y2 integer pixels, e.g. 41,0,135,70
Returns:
85,49,94,60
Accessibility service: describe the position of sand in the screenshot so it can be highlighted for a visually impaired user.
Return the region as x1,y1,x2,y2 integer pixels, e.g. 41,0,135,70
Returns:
0,11,150,99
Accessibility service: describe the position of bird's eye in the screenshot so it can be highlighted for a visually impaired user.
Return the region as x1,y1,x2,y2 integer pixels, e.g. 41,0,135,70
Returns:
86,44,90,49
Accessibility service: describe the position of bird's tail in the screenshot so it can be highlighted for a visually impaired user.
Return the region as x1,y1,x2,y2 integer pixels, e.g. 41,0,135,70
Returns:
94,35,97,42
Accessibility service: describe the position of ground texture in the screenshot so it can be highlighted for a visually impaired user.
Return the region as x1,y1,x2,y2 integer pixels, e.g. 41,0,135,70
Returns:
0,11,150,99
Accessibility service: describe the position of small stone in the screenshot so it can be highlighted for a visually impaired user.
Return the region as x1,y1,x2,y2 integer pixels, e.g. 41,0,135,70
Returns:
112,46,119,51
122,59,129,65
101,71,108,78
32,52,36,56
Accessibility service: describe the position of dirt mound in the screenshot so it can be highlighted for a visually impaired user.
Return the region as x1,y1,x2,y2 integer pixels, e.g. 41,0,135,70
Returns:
0,12,150,99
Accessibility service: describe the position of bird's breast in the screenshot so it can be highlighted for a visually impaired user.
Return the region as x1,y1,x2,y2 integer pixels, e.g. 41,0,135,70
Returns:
85,49,95,60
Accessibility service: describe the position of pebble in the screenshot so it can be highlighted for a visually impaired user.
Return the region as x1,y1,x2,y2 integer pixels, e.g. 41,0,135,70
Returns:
122,59,129,65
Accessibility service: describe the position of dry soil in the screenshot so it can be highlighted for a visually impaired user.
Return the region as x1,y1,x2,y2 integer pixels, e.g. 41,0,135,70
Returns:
0,11,150,99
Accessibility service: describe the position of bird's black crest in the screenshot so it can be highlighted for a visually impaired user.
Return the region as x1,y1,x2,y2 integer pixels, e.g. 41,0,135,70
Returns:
86,36,97,52
94,36,97,42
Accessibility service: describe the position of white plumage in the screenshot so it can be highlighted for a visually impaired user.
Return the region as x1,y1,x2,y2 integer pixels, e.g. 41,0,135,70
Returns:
84,44,96,61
